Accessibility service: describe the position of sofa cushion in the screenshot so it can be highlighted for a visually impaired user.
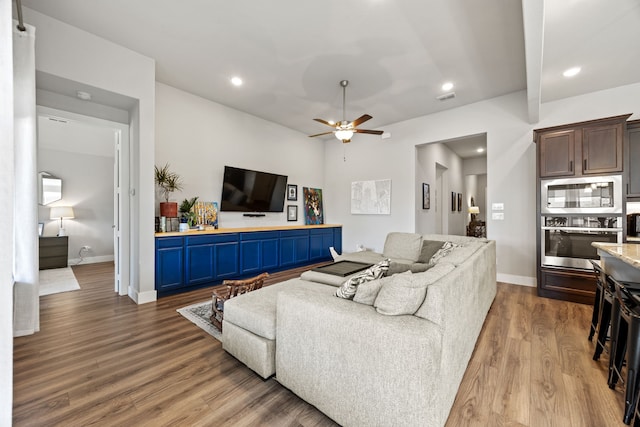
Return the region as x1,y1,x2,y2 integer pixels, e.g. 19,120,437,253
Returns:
335,250,387,265
417,240,446,263
434,241,486,266
382,232,423,262
429,241,458,264
413,263,458,325
336,259,390,300
374,271,427,316
353,275,391,305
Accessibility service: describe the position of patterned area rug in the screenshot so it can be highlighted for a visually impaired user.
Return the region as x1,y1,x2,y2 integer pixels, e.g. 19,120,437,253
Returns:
39,267,81,296
177,300,222,342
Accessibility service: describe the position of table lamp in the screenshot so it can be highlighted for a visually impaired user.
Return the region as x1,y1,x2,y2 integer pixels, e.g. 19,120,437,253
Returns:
50,206,74,237
468,206,480,223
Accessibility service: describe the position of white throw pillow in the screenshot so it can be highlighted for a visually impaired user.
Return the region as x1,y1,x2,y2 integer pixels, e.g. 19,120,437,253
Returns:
374,271,427,316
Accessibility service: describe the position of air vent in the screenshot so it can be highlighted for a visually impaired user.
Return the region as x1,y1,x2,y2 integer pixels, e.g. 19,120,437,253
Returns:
436,92,456,101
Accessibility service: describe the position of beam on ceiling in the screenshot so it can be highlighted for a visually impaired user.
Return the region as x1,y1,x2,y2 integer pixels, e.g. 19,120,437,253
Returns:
522,0,544,124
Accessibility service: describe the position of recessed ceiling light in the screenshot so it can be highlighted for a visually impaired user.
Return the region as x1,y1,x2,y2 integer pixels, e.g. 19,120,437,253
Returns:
76,90,91,101
476,148,485,153
441,82,454,91
230,76,243,86
563,67,581,78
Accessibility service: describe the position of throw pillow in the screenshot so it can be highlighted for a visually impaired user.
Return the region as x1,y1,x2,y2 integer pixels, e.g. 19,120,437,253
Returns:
353,275,393,305
386,261,432,276
382,232,423,262
336,259,390,300
417,240,446,263
429,241,458,265
374,271,428,316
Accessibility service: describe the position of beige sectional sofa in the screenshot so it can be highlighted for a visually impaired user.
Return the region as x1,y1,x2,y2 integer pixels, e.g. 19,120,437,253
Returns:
222,232,497,427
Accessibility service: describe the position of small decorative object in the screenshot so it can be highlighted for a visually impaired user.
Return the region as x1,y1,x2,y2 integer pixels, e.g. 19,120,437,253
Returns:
458,193,462,212
160,216,166,232
287,205,298,221
179,197,199,227
350,179,391,215
287,184,298,201
303,187,324,225
154,163,183,218
451,192,456,212
422,183,430,209
38,222,44,237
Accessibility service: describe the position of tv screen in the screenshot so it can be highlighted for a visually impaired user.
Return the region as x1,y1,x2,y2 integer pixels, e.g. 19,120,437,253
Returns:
220,166,288,212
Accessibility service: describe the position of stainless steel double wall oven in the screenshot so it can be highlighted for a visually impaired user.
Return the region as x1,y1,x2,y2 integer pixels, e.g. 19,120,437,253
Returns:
540,175,623,270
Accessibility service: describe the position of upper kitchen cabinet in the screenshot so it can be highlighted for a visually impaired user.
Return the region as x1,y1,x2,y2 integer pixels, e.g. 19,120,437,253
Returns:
627,120,640,198
536,114,631,179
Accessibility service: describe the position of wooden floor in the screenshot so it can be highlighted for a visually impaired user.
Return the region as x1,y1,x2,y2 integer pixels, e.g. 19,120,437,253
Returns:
13,263,628,426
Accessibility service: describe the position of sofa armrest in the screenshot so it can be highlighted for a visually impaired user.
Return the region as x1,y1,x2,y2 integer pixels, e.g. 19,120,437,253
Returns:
276,289,444,427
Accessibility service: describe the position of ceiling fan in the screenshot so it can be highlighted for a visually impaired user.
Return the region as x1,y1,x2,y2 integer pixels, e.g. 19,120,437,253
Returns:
309,80,384,143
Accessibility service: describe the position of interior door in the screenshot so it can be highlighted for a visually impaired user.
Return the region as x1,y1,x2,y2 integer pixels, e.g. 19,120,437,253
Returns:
114,128,130,296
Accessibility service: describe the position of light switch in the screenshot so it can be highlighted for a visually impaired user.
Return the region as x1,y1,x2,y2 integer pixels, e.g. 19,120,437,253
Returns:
492,212,504,220
492,203,504,211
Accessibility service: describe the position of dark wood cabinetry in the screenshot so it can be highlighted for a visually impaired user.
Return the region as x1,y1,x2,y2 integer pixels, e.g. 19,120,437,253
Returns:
535,114,630,304
627,120,640,198
537,114,629,179
39,236,68,270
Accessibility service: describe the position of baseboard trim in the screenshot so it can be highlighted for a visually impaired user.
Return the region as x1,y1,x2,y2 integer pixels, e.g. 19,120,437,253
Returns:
69,255,115,266
497,273,536,287
128,288,157,305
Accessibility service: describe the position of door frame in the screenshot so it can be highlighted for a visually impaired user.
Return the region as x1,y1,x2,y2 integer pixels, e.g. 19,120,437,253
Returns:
36,106,131,296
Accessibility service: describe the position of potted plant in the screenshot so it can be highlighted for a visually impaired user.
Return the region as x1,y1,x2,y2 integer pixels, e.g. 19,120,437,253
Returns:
154,163,183,217
179,197,199,228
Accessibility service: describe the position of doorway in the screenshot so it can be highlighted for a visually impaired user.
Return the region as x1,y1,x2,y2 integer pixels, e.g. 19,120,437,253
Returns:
435,163,447,234
36,106,130,296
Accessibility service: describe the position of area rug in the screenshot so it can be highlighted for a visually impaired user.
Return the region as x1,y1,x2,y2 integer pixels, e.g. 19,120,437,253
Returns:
39,267,81,296
177,300,222,342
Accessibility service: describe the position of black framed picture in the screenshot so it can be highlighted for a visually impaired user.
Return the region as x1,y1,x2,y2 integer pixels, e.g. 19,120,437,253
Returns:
422,183,430,209
458,193,462,212
287,205,298,221
287,184,298,201
451,192,456,212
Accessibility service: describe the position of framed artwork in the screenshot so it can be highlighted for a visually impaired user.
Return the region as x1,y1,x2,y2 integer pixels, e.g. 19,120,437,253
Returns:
422,183,430,209
350,179,391,215
458,193,462,212
38,222,44,237
287,205,298,221
287,184,298,201
303,187,324,225
451,192,456,212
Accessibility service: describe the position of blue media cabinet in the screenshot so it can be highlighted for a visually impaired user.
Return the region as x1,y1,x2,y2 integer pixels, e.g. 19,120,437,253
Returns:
155,225,342,296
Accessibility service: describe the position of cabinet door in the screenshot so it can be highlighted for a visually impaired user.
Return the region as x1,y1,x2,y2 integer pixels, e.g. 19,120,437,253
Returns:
628,126,640,197
333,227,342,254
261,239,279,270
310,229,334,261
185,244,215,285
215,242,239,279
582,123,623,174
539,130,575,177
155,237,184,290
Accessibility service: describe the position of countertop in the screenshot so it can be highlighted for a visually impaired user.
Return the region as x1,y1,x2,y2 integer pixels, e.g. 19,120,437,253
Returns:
155,223,342,238
592,242,640,270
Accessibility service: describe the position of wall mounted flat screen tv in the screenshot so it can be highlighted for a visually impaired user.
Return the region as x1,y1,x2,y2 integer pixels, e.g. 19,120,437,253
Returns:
220,166,288,212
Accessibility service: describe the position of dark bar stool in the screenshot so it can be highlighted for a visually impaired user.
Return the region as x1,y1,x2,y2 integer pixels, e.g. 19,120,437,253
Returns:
593,266,615,361
607,277,640,425
589,259,605,341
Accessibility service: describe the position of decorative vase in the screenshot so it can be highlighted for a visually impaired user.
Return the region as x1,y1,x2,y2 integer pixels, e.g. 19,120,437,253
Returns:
160,202,178,218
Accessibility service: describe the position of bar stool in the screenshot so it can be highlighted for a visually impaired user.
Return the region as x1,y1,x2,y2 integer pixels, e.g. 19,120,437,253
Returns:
589,259,605,341
593,266,615,361
607,277,640,424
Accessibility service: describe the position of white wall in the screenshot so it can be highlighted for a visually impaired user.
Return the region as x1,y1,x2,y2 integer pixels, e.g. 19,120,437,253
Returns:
38,149,114,263
23,7,156,303
325,85,640,286
415,142,466,236
0,1,14,422
155,83,325,228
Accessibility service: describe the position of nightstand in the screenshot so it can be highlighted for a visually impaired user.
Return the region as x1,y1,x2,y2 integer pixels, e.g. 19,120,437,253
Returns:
39,236,69,270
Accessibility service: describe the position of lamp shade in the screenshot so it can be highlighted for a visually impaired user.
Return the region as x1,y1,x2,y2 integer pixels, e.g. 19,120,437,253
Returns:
50,206,75,220
335,129,354,141
468,206,480,214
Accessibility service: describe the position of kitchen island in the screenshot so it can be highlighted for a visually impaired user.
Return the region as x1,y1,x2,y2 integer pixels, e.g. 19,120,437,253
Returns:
592,242,640,282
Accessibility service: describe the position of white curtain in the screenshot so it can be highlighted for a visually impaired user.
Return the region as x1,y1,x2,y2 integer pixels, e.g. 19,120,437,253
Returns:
13,21,39,337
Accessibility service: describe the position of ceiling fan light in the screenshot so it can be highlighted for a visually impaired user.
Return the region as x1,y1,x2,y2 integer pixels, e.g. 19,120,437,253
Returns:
335,129,354,141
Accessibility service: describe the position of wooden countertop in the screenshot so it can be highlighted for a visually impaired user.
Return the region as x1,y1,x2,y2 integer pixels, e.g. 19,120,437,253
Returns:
155,224,342,238
592,242,640,270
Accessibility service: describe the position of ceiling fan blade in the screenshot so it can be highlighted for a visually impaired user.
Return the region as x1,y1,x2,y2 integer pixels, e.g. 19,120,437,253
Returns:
313,118,336,128
354,129,384,135
351,114,372,127
308,131,335,138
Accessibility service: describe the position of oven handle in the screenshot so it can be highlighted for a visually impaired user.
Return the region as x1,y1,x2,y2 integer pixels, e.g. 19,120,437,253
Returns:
541,226,623,232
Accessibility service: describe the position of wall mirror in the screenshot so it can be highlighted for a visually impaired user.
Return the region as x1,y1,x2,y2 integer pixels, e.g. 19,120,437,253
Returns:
38,172,62,205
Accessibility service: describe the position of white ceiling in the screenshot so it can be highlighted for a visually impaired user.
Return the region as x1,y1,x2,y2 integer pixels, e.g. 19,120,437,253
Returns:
18,0,640,139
